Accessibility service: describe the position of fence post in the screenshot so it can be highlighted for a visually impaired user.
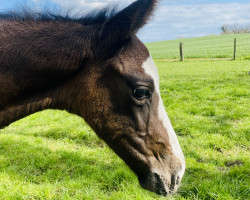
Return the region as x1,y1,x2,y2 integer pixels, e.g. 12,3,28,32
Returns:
180,42,184,61
233,38,236,60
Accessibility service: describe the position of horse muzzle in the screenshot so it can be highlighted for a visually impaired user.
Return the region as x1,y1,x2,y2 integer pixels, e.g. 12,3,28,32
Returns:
138,155,184,196
139,170,181,196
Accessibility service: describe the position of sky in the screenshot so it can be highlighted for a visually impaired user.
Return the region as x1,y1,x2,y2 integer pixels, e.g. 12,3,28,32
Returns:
0,0,250,42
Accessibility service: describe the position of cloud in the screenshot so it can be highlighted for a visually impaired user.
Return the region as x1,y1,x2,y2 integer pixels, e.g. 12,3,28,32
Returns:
138,3,250,42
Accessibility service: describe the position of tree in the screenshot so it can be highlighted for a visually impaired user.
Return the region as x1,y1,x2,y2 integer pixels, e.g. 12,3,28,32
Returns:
221,24,230,34
221,24,250,35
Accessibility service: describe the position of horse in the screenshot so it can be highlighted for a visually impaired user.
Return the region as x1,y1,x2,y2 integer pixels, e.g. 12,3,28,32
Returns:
0,0,185,196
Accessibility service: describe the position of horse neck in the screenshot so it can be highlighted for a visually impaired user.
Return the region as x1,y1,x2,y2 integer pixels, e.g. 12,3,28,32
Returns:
0,97,53,128
0,21,96,128
0,78,82,129
0,57,103,128
0,67,84,128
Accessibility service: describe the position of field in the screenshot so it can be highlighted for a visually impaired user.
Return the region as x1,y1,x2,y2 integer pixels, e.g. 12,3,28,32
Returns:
0,35,250,199
146,34,250,59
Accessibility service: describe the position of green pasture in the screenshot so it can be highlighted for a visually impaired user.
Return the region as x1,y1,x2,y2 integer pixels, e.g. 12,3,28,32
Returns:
146,34,250,59
0,37,250,199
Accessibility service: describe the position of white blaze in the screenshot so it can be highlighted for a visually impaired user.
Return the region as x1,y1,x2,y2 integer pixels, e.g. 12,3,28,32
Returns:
141,56,185,179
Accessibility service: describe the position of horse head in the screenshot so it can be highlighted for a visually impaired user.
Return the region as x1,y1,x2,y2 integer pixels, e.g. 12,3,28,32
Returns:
73,0,185,196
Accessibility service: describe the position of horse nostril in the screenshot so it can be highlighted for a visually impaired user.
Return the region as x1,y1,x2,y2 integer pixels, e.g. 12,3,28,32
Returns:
176,176,180,185
169,174,181,194
170,174,176,191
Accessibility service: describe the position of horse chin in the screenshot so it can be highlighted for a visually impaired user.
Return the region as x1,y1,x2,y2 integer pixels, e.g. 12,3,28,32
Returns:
138,171,180,196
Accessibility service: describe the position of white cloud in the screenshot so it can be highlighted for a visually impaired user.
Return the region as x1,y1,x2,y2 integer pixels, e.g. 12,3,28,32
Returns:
138,3,250,42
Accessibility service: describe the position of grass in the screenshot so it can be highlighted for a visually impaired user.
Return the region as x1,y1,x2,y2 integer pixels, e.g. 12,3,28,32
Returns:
0,36,250,199
158,60,250,199
0,111,152,199
146,34,250,59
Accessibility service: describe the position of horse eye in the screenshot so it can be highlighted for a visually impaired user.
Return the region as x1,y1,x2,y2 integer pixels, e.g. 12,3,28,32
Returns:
133,87,151,100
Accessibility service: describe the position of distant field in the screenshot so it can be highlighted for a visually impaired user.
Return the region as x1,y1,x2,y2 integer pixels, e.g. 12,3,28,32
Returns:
1,58,249,199
146,34,250,59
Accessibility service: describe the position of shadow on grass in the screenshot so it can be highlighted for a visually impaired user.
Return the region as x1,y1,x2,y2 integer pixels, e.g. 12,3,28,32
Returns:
1,124,104,148
0,134,130,193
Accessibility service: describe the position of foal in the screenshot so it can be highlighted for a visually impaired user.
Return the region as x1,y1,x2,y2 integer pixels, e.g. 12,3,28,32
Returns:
0,0,185,196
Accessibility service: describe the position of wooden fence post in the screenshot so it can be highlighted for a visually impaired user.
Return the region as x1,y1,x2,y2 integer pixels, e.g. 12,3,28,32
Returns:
180,42,184,61
233,38,236,60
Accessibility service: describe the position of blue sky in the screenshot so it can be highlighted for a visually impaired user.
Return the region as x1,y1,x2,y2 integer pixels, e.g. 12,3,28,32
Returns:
1,0,250,42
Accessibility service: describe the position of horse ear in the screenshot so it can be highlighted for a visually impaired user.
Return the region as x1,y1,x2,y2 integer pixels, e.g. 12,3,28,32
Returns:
100,0,157,45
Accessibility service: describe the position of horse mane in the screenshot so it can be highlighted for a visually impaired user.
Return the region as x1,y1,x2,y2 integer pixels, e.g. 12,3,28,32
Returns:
0,7,118,25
